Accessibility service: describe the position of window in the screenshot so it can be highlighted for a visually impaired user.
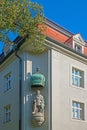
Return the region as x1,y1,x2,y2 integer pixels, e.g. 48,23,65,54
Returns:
4,73,12,91
4,104,11,123
72,67,84,88
72,101,84,120
74,44,82,53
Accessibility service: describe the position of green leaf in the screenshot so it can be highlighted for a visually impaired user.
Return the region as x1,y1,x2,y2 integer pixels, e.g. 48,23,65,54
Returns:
0,0,46,54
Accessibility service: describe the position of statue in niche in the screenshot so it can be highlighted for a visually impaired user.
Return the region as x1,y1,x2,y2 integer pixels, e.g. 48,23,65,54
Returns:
32,90,45,126
32,90,44,115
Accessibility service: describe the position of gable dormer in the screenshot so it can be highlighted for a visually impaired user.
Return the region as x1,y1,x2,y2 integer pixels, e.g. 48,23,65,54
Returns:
65,33,86,54
73,34,85,53
73,34,85,44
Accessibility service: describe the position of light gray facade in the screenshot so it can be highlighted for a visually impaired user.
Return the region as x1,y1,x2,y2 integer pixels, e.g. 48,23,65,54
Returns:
0,19,87,130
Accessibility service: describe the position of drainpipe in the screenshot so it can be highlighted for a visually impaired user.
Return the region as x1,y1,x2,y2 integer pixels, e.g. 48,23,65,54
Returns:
13,34,28,130
15,50,22,130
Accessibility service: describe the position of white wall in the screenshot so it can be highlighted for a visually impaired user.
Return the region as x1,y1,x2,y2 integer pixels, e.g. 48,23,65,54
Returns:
1,47,87,130
51,49,87,130
0,57,19,130
22,51,50,130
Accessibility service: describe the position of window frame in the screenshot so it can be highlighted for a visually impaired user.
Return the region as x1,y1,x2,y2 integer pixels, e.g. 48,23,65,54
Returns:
73,39,84,54
4,72,12,92
72,100,84,120
72,67,84,88
74,43,82,53
3,104,11,123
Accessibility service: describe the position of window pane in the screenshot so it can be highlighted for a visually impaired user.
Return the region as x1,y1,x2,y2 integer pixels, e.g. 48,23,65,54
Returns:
4,105,11,123
4,73,12,91
72,67,84,88
72,101,84,120
75,44,82,53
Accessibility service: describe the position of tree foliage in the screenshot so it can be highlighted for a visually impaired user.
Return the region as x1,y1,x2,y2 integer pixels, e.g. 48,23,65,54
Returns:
0,0,46,53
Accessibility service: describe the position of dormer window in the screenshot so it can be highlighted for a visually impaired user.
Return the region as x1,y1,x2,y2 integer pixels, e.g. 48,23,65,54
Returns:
74,43,82,53
64,34,86,54
72,34,86,54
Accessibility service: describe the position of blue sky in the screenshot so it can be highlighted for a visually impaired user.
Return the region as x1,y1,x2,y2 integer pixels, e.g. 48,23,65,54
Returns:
0,0,87,53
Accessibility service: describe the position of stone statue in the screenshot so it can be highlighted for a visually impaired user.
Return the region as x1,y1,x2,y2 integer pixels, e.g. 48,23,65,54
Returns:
32,90,44,115
32,90,45,126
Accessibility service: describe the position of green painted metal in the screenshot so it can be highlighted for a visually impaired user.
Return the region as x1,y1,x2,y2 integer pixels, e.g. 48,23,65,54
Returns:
31,68,45,87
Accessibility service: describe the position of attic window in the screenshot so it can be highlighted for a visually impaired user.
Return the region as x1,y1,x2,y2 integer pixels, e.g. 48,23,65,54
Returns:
74,43,82,53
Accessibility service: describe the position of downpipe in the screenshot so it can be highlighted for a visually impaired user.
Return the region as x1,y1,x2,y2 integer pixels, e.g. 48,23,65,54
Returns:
15,51,22,130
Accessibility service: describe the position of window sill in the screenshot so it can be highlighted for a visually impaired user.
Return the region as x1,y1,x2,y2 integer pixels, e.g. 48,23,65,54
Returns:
71,118,85,122
3,120,11,124
3,87,13,95
71,84,85,91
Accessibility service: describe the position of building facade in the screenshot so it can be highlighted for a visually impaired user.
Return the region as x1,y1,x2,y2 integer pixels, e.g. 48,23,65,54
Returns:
0,19,87,130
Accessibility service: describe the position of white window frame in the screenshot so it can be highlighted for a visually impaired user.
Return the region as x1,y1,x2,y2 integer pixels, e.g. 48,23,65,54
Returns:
72,101,84,120
4,104,11,123
73,39,84,53
4,73,12,92
74,43,82,53
72,67,84,88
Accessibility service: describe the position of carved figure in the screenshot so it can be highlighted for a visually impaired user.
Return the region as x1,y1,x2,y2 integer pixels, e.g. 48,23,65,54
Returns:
32,90,44,115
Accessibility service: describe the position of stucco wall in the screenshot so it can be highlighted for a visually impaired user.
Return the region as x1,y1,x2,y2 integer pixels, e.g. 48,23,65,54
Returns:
1,47,87,130
21,51,50,130
51,49,87,130
0,57,19,130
